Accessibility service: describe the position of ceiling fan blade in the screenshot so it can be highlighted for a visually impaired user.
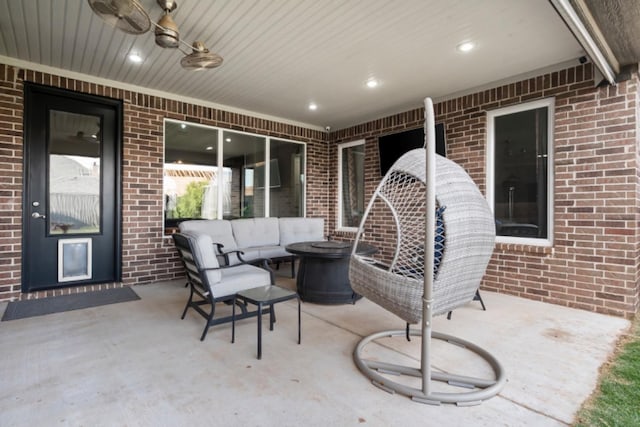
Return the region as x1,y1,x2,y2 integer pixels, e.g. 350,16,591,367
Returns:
124,15,146,33
88,0,150,34
92,2,117,15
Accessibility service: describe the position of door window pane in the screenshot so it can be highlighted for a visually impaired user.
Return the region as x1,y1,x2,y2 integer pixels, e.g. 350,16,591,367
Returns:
338,141,365,229
489,100,553,242
269,139,305,217
48,110,101,235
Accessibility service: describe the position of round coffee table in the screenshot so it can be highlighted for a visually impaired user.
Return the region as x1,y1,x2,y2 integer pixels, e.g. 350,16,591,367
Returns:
285,240,377,304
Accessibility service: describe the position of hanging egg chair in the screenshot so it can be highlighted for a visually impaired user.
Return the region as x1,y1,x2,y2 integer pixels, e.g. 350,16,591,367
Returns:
349,98,506,405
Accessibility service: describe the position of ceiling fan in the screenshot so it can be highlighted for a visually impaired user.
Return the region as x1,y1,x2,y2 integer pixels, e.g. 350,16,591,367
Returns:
88,0,223,70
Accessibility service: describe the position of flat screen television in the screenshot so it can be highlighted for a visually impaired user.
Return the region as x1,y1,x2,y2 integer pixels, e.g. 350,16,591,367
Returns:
378,123,446,176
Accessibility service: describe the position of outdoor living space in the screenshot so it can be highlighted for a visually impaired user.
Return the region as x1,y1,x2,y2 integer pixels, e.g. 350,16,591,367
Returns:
2,1,640,425
0,274,629,426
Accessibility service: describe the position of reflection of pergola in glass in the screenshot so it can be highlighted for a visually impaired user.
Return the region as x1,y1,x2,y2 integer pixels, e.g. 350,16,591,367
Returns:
164,164,232,219
49,155,101,234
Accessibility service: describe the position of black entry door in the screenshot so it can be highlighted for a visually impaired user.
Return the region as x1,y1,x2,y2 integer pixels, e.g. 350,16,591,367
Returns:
23,84,122,292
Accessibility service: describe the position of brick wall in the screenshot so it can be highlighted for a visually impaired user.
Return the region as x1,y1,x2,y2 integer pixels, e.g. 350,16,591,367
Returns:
0,63,327,302
0,66,23,300
330,63,640,318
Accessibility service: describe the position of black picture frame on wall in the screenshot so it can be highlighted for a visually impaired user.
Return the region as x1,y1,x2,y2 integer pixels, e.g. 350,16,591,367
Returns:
377,123,446,176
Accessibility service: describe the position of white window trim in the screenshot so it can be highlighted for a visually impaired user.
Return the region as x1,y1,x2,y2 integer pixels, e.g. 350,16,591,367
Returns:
337,139,365,232
486,98,555,247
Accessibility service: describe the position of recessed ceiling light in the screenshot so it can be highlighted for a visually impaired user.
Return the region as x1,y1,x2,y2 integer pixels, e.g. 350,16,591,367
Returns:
180,123,186,129
205,146,213,150
308,103,318,111
225,138,231,142
456,41,475,53
128,52,143,63
366,79,379,88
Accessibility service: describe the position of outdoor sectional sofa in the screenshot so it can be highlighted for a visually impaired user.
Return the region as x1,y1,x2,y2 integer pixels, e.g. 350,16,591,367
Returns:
178,217,325,276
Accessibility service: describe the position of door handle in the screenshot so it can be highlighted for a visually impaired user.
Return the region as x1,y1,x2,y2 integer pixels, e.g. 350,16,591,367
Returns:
32,212,46,219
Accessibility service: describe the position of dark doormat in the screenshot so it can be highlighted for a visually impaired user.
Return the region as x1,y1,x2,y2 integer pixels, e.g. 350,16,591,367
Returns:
1,287,140,321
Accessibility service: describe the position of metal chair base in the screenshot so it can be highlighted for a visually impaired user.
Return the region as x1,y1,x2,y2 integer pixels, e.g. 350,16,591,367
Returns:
353,329,506,405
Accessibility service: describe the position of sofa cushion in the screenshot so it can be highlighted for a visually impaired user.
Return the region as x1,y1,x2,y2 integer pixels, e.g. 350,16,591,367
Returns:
179,220,238,251
279,217,325,246
259,245,290,260
232,218,280,248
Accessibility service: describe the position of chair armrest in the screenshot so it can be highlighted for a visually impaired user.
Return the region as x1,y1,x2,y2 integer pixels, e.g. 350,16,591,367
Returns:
214,243,246,265
213,242,272,273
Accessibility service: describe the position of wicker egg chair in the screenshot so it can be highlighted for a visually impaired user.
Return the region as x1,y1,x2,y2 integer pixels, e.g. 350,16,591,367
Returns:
349,98,506,405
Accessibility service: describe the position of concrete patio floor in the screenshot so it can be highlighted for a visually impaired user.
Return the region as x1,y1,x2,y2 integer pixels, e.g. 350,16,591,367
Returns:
0,276,629,426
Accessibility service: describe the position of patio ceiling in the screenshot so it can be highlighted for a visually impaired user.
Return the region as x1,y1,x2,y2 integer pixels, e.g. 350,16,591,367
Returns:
0,1,637,130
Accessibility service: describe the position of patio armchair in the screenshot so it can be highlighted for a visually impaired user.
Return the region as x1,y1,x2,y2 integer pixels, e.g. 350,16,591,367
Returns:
172,232,275,341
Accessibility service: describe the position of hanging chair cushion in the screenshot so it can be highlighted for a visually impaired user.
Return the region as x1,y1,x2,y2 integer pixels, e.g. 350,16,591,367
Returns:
401,205,446,280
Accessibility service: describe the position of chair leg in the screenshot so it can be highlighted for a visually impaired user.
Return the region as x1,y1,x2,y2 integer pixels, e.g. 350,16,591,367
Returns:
231,296,236,344
270,304,276,327
181,286,194,319
448,290,486,321
200,303,216,341
297,296,301,344
269,304,275,331
257,303,263,359
235,298,248,316
474,290,487,311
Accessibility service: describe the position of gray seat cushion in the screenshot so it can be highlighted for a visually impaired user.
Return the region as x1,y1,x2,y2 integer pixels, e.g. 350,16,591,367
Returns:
259,245,290,260
215,264,272,298
232,218,280,248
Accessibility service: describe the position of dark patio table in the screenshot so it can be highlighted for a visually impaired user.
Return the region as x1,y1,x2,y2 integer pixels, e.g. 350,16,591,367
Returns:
285,240,377,304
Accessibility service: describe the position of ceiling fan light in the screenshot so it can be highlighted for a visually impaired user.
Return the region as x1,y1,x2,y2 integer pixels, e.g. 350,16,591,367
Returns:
155,13,180,48
181,41,223,71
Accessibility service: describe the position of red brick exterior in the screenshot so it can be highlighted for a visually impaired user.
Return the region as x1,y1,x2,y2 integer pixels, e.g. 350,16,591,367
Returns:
0,63,327,302
1,61,639,318
331,63,640,318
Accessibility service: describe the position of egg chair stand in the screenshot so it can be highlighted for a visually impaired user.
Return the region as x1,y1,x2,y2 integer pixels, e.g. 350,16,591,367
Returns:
349,98,506,405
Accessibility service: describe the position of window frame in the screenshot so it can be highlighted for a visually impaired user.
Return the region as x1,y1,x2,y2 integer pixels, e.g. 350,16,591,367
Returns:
486,98,555,247
337,139,366,232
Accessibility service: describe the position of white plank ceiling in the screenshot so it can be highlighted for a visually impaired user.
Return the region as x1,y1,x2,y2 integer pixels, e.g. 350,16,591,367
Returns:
0,0,585,130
